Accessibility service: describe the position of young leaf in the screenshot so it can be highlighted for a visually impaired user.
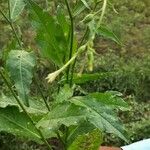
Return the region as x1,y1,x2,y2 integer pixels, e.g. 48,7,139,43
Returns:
6,50,36,106
0,106,41,142
9,0,25,21
96,25,122,45
68,129,103,150
70,96,128,142
37,103,86,131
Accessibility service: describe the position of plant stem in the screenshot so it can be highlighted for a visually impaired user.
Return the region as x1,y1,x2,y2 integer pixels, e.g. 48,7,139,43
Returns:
0,9,22,48
34,74,50,111
56,132,66,150
97,0,107,28
0,70,52,150
64,0,74,86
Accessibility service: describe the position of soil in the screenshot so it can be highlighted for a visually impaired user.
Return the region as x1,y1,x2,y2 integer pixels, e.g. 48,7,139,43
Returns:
99,146,121,150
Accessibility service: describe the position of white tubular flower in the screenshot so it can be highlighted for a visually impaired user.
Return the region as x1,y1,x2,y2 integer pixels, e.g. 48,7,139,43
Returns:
46,45,86,83
46,69,62,83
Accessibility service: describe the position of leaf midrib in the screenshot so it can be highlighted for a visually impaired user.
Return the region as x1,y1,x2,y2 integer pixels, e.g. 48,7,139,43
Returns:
80,101,126,140
0,113,40,139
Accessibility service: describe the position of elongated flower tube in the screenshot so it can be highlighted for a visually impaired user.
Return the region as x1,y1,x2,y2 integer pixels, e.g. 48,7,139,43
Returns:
46,45,86,83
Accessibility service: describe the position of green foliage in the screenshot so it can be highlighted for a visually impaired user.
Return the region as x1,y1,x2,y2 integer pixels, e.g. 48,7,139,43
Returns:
6,50,36,106
103,98,150,146
92,51,150,101
68,129,102,150
37,103,86,131
0,106,41,142
70,94,128,142
9,0,25,21
0,0,129,149
97,26,122,45
28,0,69,67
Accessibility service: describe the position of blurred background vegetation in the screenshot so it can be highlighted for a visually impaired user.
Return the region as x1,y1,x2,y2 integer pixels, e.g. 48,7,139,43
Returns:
0,0,150,149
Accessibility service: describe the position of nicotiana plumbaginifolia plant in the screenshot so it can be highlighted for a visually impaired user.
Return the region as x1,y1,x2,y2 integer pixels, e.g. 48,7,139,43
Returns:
0,0,129,149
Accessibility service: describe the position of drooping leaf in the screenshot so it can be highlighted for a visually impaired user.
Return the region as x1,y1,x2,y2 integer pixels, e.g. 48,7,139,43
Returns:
97,25,122,45
68,129,103,150
6,50,36,106
27,0,68,66
0,106,41,142
37,103,86,131
9,0,25,21
70,96,128,142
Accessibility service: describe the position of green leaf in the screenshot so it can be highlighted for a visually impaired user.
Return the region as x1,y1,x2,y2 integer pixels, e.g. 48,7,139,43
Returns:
55,84,73,104
0,94,48,119
6,50,36,106
67,121,95,146
28,0,68,66
37,103,86,131
97,25,122,45
71,73,113,84
0,106,41,142
68,129,103,150
70,96,128,142
9,0,25,21
87,91,129,110
57,6,69,39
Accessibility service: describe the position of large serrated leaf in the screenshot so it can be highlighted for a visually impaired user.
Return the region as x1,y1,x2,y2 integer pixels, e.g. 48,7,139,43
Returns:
70,95,128,142
9,0,25,21
37,103,86,131
0,106,41,142
6,50,36,106
68,129,102,150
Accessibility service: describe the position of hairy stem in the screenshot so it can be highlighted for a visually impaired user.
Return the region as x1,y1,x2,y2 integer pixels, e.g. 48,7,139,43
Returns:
0,70,52,150
64,0,74,86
